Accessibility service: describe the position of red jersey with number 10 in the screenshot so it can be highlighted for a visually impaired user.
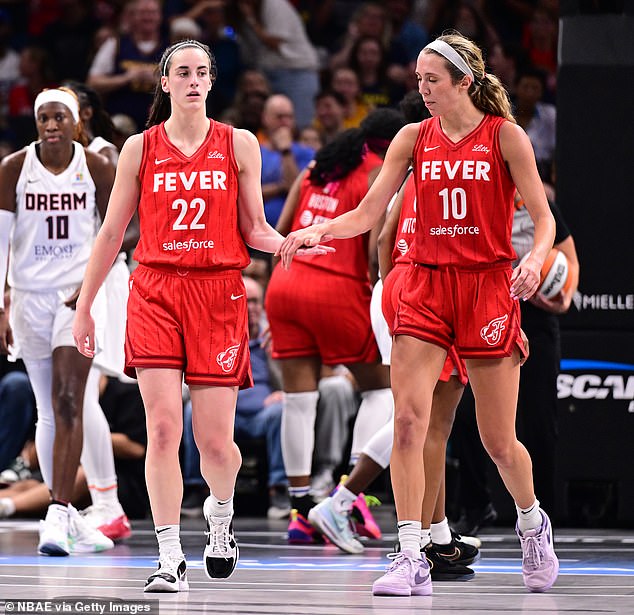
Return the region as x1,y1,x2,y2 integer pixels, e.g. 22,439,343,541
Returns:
133,120,249,270
412,114,516,267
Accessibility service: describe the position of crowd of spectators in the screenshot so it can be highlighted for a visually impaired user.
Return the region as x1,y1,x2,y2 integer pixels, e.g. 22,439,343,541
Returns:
0,0,557,180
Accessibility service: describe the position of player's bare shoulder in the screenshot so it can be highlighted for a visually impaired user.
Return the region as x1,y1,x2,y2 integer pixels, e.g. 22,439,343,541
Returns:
85,147,114,179
498,119,534,161
231,126,261,173
0,147,27,200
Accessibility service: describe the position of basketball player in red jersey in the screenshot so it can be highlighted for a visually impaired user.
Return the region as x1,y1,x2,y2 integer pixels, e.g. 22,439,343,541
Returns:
265,109,405,552
72,39,331,592
279,32,558,596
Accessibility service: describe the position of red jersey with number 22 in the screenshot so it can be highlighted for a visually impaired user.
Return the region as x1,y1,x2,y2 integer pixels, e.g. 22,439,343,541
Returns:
412,114,516,267
134,120,249,270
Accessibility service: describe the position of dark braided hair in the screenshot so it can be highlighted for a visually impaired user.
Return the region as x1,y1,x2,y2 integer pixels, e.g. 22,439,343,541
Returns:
146,39,217,128
64,80,115,142
309,107,405,186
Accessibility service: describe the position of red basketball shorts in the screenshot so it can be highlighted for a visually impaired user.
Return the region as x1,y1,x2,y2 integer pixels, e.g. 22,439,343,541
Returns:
125,264,252,388
265,262,379,365
383,263,467,383
394,262,524,360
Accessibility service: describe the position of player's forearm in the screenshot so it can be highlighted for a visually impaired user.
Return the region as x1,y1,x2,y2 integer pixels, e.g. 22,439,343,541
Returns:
76,227,125,314
242,222,283,255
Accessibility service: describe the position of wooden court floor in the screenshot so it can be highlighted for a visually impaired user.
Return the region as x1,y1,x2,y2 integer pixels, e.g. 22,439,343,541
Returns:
1,512,633,615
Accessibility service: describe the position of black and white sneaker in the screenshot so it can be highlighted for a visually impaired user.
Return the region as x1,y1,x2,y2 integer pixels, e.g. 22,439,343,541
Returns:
432,531,480,566
424,543,475,581
203,498,239,579
144,553,188,593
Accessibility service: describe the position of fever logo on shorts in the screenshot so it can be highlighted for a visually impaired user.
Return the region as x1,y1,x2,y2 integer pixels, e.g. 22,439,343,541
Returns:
480,314,508,346
217,344,240,373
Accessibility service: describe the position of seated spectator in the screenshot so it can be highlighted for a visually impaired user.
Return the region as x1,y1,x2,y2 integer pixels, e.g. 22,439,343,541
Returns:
513,66,556,184
220,69,271,133
313,89,346,146
298,126,323,152
348,35,406,108
329,1,409,75
87,0,167,131
0,357,35,474
258,94,314,226
330,67,373,128
486,40,529,98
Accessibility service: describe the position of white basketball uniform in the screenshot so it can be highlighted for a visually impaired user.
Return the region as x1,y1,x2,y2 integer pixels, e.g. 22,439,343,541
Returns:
369,190,400,366
87,137,128,378
9,141,106,360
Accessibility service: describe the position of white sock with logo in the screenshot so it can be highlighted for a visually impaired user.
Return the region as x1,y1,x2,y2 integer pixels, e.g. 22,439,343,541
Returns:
516,498,542,533
420,527,431,549
155,524,183,559
397,520,422,558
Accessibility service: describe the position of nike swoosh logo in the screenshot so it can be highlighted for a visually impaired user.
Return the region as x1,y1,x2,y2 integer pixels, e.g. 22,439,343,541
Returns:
424,145,440,152
437,546,461,560
414,568,429,584
230,294,244,300
156,527,170,534
155,157,171,165
27,179,40,183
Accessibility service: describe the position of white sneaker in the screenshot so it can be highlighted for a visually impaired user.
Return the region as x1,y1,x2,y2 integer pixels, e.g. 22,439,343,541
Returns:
308,497,364,554
68,505,114,553
38,505,70,556
144,553,189,593
81,503,132,541
203,497,239,579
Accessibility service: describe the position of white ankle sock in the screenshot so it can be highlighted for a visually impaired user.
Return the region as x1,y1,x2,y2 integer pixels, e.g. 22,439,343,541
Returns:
208,493,234,518
431,517,452,545
155,524,183,558
397,520,422,558
516,499,542,533
420,527,431,549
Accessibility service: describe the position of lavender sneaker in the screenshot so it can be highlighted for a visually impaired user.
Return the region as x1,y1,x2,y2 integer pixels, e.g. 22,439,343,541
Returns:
517,509,559,593
372,552,432,596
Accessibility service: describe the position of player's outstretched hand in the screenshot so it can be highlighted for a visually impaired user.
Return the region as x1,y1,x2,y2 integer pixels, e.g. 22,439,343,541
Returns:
278,225,335,269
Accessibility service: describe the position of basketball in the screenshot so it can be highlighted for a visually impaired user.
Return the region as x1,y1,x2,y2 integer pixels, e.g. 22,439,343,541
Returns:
521,248,570,299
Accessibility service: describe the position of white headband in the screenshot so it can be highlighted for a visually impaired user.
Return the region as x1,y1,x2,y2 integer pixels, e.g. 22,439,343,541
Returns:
162,41,207,76
424,40,474,82
34,89,80,123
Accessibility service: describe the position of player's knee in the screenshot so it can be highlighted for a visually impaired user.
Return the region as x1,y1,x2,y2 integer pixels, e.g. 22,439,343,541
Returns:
200,436,237,467
53,389,82,427
148,419,181,453
482,437,515,468
393,408,425,449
